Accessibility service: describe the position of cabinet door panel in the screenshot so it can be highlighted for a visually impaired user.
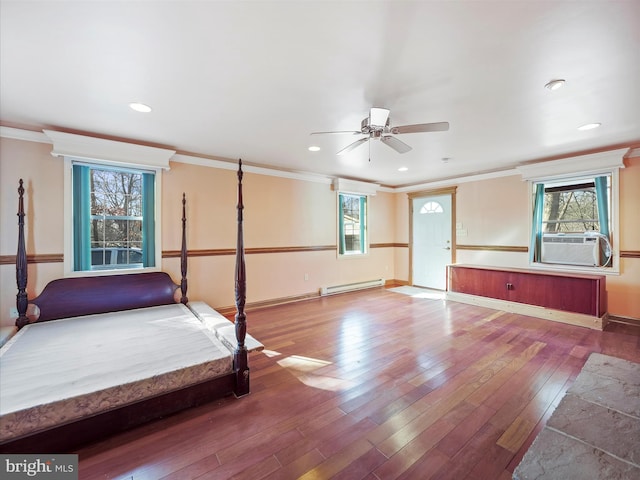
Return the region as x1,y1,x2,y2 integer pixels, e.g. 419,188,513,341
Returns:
450,267,510,300
509,274,598,316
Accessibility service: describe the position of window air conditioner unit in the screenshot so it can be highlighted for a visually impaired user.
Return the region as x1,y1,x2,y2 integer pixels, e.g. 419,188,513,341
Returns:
541,233,602,266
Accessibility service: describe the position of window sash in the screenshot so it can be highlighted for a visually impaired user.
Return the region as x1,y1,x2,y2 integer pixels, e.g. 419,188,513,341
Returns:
338,193,367,255
72,163,155,271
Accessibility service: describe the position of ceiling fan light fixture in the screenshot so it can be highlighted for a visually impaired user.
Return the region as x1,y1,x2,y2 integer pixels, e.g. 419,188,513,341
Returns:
369,107,390,127
545,79,566,91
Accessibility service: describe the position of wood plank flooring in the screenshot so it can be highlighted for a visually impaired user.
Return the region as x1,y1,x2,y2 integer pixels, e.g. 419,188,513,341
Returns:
77,288,640,479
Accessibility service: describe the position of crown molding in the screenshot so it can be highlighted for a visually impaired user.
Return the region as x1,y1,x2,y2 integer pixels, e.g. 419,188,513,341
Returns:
394,168,519,193
171,153,333,186
0,126,50,144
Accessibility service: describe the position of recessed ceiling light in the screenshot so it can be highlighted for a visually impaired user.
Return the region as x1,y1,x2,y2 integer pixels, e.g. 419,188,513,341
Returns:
441,157,451,163
578,123,601,131
308,145,320,152
545,79,566,91
398,166,408,172
129,102,152,113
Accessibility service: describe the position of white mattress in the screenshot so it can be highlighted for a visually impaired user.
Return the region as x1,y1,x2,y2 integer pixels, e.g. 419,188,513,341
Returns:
0,303,234,442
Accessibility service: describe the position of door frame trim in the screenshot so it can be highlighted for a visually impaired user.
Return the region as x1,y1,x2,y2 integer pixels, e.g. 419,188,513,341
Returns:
408,186,457,288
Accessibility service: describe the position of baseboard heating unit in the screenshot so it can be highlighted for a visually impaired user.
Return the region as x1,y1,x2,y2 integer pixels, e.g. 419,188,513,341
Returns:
320,278,385,296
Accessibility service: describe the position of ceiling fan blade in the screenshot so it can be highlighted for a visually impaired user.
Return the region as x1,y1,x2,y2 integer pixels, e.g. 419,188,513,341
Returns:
336,137,368,156
391,121,449,134
310,130,362,136
381,136,412,154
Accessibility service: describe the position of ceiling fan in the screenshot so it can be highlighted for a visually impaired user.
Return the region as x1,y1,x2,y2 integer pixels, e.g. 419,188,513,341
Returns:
311,107,449,155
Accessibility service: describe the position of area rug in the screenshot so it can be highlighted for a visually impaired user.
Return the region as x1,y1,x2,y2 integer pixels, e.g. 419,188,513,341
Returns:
513,352,640,479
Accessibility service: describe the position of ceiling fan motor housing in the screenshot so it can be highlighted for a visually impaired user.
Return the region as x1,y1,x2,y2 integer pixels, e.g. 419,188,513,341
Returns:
361,116,390,135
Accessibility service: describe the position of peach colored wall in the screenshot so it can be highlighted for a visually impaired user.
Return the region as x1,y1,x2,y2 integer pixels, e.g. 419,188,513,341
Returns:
162,162,238,250
394,193,410,282
608,157,640,318
1,138,66,327
454,174,531,269
161,162,397,308
455,175,529,247
619,157,640,250
1,138,64,256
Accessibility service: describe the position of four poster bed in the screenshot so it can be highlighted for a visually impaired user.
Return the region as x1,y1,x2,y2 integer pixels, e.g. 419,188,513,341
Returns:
0,161,260,453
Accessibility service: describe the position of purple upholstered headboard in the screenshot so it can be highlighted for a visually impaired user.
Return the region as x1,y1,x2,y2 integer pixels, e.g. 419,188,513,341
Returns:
30,272,179,323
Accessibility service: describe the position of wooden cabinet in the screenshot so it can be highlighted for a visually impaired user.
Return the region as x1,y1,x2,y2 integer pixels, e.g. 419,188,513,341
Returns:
448,265,607,327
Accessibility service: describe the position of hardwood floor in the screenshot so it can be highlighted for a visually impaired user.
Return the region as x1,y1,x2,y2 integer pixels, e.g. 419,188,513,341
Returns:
78,288,640,479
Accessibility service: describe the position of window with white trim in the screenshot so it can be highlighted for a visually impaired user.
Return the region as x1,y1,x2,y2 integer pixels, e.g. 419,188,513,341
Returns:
44,130,174,276
519,149,624,273
338,192,368,256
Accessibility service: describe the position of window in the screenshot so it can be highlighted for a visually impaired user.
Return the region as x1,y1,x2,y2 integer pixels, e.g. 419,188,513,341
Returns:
519,149,625,273
72,163,155,272
44,130,173,276
530,174,615,269
338,193,367,255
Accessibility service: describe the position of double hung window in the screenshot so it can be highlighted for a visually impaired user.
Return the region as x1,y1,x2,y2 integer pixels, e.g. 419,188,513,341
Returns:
72,163,156,272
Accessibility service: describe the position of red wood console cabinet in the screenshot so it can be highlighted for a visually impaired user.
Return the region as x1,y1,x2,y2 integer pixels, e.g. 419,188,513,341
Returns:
447,265,607,329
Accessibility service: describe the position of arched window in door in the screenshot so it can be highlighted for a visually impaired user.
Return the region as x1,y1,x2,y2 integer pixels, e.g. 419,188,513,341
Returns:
420,201,444,214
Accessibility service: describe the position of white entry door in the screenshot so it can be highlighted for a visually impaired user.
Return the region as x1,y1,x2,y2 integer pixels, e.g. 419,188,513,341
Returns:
412,194,452,290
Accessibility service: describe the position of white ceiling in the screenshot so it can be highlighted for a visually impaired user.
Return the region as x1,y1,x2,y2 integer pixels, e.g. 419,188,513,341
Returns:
1,1,639,188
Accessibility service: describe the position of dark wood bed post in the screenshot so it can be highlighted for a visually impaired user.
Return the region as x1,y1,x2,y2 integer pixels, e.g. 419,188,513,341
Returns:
180,193,188,305
16,179,29,329
234,160,250,397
